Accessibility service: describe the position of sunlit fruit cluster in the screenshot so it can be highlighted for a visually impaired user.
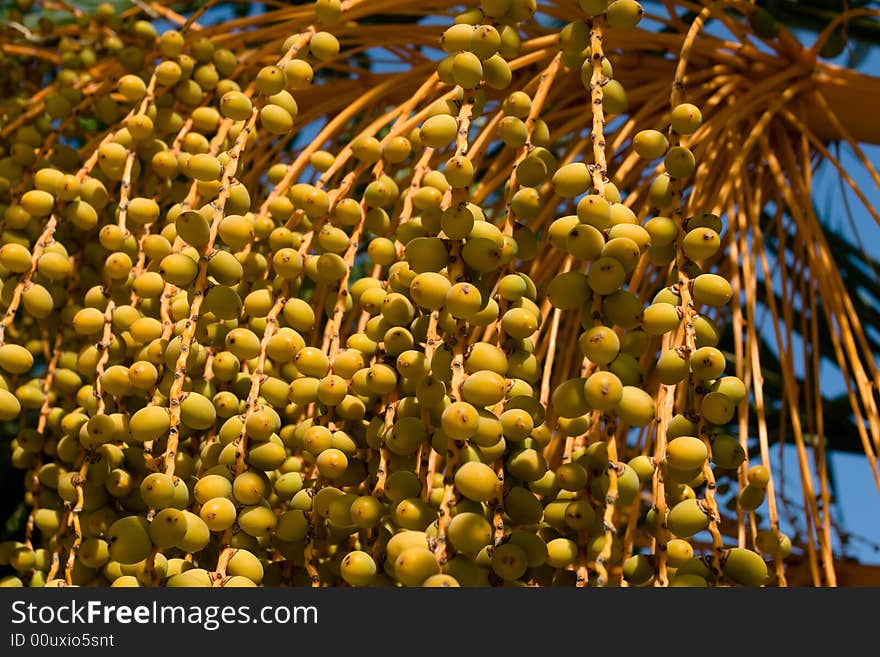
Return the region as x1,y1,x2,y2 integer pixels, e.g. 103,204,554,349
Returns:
0,0,790,588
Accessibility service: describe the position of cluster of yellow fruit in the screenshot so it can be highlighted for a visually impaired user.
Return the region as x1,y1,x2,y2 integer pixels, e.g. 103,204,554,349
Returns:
0,0,787,588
